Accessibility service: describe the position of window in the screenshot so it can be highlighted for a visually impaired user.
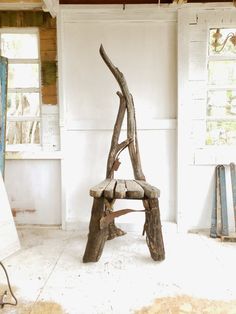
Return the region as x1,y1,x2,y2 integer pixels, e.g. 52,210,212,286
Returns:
0,29,41,148
206,28,236,146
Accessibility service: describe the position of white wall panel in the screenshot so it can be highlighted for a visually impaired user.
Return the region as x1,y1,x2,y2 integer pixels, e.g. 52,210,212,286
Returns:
58,8,177,229
63,21,177,124
5,160,61,225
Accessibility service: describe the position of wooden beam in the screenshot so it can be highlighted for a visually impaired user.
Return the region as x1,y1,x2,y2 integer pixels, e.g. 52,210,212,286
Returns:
59,0,230,4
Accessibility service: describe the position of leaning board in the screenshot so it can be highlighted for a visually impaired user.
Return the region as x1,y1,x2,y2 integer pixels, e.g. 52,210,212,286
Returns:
0,172,20,260
0,56,8,177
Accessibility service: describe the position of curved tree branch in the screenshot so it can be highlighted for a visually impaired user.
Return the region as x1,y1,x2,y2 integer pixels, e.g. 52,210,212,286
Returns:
100,45,145,181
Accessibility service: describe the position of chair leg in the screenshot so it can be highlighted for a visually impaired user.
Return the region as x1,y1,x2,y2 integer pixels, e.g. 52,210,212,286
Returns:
107,220,126,240
143,198,165,261
83,197,108,263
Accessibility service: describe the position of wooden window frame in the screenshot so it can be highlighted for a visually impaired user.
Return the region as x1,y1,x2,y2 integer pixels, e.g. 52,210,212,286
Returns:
0,27,42,151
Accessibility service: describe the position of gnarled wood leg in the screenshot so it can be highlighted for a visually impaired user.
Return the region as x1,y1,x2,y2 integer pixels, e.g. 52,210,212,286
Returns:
143,198,165,261
104,199,126,240
83,197,108,263
107,220,126,240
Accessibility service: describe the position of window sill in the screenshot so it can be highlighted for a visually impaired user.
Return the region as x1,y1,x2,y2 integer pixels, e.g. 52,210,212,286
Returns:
6,151,62,160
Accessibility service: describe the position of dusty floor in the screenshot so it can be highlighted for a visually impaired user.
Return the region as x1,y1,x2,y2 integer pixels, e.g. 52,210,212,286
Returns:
0,224,236,314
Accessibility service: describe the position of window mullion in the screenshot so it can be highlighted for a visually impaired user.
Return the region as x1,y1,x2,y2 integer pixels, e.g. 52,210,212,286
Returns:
8,88,40,93
8,116,40,122
8,59,39,64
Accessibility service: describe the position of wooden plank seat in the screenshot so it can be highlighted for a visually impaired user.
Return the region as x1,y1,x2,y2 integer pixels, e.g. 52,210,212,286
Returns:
90,179,160,200
82,45,165,263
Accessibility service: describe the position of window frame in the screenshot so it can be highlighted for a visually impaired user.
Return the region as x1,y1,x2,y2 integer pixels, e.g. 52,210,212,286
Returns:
0,27,42,151
206,27,236,147
190,22,236,165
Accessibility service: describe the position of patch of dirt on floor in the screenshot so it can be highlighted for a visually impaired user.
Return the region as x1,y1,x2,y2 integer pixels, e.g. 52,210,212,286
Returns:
1,285,64,314
135,295,236,314
2,301,65,314
25,301,65,314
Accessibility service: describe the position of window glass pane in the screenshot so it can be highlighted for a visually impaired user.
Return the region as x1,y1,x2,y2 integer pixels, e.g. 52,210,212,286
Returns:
6,121,40,144
1,33,38,59
8,64,39,88
206,120,236,145
209,28,236,56
207,90,236,118
208,61,236,86
7,93,40,117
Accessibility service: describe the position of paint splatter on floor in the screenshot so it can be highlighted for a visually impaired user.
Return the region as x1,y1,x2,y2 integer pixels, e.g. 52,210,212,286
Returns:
135,295,236,314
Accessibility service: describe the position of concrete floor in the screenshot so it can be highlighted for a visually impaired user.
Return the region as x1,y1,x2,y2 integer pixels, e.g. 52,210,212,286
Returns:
1,223,236,314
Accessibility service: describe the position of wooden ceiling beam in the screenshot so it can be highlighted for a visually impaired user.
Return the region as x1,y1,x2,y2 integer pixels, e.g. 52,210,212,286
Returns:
59,0,232,4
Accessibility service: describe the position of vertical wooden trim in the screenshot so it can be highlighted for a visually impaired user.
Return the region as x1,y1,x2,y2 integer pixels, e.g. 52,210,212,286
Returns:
177,8,191,233
57,9,66,229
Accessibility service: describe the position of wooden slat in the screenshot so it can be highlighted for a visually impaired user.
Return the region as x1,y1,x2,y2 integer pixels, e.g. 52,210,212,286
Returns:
115,179,127,199
221,233,236,242
104,179,116,199
90,179,111,198
125,180,144,199
60,0,216,4
135,180,160,198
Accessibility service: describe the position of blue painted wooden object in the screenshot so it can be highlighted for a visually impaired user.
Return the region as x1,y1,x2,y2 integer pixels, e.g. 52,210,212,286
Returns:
210,166,217,238
0,56,8,177
219,165,229,236
230,162,236,231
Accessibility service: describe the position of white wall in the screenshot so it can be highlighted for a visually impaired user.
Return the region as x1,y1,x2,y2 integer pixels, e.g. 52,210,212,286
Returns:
5,159,61,225
4,4,236,232
58,6,177,229
178,6,236,232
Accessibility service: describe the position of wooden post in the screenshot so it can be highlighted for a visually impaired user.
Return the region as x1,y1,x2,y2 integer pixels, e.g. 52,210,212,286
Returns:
83,198,108,263
143,198,165,261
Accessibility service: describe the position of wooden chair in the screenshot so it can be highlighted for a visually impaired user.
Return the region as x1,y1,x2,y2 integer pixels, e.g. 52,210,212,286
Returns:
83,45,165,263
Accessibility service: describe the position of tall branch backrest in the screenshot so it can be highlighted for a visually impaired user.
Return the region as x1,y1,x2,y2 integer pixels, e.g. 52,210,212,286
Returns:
83,46,165,263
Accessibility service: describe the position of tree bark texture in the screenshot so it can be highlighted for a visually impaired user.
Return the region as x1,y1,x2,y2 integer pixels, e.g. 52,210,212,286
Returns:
83,198,108,262
143,198,165,261
100,45,145,181
83,46,165,263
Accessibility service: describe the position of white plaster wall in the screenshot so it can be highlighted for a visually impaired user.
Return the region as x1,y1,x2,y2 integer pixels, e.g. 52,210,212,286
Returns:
58,7,177,229
63,21,177,123
4,160,61,225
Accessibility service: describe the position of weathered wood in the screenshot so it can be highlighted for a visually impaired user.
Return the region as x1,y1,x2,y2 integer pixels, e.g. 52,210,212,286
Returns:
106,93,126,179
100,45,145,181
221,234,236,242
125,180,144,199
136,180,160,198
83,197,108,262
104,179,117,199
90,179,111,198
107,221,126,240
115,179,127,198
216,165,221,236
143,198,165,261
100,208,145,229
83,46,165,263
230,163,236,230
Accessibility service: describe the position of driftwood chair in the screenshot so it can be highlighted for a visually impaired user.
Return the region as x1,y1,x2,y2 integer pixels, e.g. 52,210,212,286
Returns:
83,45,165,263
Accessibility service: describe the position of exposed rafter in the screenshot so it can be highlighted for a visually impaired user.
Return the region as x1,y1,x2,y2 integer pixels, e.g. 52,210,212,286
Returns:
59,0,232,4
42,0,58,17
